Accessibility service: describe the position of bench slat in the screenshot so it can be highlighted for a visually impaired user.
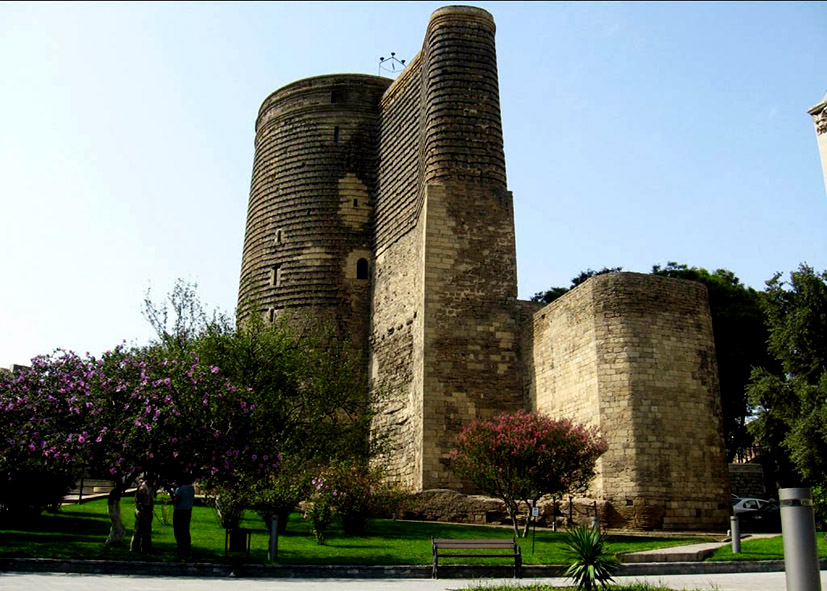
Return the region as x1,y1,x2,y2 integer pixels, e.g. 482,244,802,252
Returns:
432,537,521,579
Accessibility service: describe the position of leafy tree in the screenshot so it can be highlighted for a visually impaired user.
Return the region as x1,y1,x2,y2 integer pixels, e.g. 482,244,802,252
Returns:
0,355,88,522
450,411,608,537
747,264,827,488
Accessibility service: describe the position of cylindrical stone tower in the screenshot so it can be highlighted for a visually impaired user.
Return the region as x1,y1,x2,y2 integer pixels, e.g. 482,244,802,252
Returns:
424,6,507,189
238,74,392,350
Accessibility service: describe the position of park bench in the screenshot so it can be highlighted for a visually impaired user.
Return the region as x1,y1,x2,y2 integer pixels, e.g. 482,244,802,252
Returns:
431,538,522,579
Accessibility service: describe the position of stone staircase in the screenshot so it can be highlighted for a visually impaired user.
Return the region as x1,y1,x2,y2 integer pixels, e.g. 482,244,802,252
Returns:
63,478,119,503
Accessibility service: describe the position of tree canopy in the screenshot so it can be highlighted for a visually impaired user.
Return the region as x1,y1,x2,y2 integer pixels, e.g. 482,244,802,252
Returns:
747,264,827,488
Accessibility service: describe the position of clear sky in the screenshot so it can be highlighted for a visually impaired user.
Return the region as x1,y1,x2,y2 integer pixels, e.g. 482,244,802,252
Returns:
1,1,825,366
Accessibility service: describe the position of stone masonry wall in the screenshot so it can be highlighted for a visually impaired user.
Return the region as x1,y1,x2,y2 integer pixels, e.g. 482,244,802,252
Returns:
369,208,425,491
528,273,731,530
238,74,390,351
729,463,767,499
375,53,425,255
522,281,605,495
421,182,524,490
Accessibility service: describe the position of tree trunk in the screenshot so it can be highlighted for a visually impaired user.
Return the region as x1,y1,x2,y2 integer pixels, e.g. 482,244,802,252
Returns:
505,500,522,537
105,487,126,547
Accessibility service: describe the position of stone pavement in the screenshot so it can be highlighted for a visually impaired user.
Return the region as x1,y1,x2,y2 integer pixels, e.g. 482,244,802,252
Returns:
1,571,824,591
622,533,782,563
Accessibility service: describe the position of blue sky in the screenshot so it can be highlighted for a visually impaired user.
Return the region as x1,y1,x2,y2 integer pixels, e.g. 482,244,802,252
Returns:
1,2,825,365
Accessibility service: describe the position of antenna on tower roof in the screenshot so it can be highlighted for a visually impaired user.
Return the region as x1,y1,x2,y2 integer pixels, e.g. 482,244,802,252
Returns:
379,52,406,78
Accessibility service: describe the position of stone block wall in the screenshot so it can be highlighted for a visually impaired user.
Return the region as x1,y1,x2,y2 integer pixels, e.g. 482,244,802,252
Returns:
729,463,767,499
420,182,524,490
238,74,390,351
526,273,731,530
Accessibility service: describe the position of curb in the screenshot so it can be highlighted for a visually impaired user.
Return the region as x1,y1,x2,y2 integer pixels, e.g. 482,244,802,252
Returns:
3,558,826,579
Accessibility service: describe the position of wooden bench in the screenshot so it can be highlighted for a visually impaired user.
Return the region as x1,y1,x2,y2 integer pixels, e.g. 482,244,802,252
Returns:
431,538,522,579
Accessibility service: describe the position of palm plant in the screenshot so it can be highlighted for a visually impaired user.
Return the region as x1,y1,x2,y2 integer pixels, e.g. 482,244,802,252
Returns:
562,524,620,591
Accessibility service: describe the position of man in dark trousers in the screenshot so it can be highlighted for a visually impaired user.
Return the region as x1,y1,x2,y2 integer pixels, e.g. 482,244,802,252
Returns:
130,474,154,553
173,476,195,560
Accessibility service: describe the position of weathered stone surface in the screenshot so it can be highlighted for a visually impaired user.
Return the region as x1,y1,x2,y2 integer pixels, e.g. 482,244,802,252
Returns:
236,5,731,531
729,463,767,499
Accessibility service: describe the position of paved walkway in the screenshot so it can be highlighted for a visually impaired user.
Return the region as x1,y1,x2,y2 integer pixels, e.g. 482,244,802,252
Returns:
622,533,781,563
0,571,823,591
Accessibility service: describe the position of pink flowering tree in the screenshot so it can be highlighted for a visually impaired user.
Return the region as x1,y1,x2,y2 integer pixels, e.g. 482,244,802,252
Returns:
450,411,609,537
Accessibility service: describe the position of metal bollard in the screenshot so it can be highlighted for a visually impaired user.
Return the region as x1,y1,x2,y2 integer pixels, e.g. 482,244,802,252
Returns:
268,514,279,561
730,515,740,554
780,488,822,591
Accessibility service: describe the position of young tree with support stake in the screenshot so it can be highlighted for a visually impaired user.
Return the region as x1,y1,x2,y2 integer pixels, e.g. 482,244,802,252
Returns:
450,410,608,538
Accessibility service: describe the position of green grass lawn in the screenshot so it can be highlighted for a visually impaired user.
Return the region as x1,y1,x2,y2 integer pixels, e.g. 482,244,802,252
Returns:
0,499,711,565
708,533,827,561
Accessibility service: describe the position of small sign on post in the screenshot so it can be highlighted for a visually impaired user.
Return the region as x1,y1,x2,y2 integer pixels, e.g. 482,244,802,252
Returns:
531,506,539,554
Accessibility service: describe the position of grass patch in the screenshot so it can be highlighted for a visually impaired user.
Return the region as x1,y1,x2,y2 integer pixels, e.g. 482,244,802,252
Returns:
0,499,709,565
708,533,827,561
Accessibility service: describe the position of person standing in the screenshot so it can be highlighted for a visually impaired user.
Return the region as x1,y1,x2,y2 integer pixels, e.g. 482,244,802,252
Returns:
173,477,195,560
130,475,154,554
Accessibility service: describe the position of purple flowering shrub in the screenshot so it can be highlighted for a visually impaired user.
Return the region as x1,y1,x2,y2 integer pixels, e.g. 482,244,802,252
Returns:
0,352,94,520
305,471,337,544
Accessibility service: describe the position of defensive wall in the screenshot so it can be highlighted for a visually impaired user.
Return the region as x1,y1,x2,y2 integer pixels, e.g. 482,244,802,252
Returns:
237,5,731,530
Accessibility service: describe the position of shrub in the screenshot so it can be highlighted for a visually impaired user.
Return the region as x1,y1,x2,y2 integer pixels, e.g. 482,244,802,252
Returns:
562,525,619,591
450,411,608,537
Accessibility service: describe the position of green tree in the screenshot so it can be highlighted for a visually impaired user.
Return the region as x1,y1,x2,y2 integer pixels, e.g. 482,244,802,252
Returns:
747,264,827,488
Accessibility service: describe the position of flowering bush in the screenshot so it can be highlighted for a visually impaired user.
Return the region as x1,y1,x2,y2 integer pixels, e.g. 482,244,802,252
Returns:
305,473,337,544
322,460,406,536
450,411,608,537
0,345,281,544
0,353,93,521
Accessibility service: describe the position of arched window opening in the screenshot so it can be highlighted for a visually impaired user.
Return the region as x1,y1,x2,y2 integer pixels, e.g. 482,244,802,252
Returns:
356,258,369,280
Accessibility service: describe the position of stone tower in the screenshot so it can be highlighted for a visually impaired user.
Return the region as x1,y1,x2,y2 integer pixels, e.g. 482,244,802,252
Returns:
237,5,731,531
238,74,391,350
808,93,827,197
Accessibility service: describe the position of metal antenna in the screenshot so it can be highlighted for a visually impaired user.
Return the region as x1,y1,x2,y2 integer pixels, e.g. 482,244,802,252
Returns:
379,52,407,77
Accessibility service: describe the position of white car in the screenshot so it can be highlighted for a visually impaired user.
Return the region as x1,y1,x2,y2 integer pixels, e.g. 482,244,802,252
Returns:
732,497,770,514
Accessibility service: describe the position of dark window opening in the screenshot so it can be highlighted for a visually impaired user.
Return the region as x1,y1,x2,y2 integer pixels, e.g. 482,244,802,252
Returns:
275,229,282,245
333,126,339,144
269,264,282,287
353,198,358,207
269,308,275,323
330,89,341,103
356,258,369,280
